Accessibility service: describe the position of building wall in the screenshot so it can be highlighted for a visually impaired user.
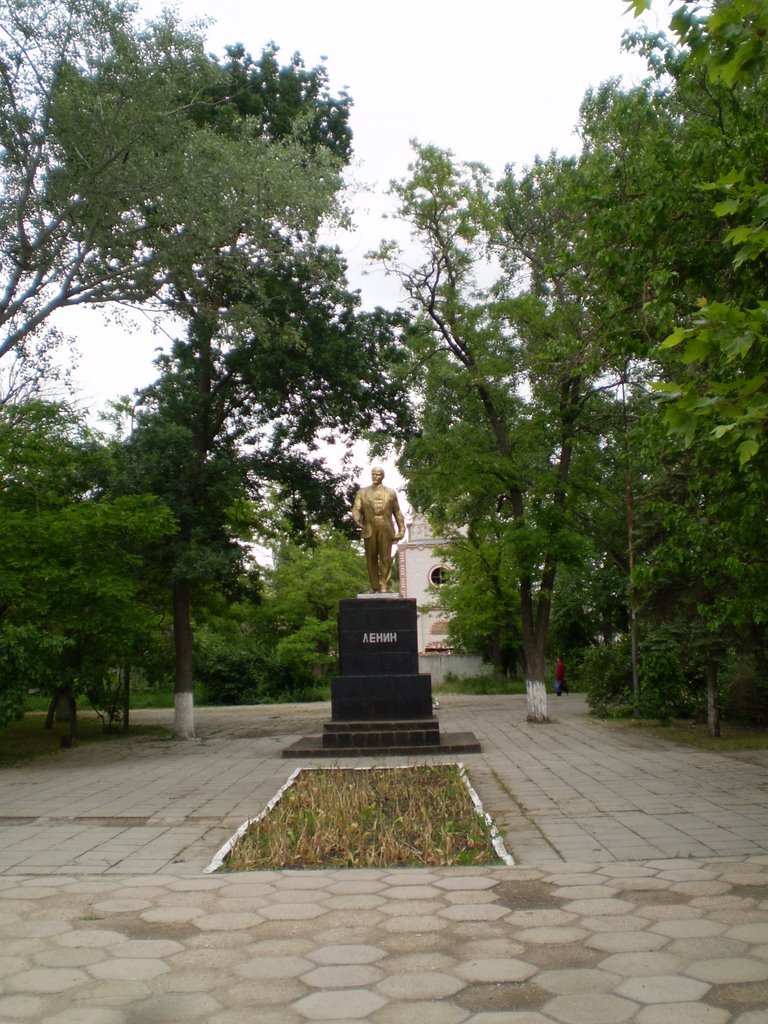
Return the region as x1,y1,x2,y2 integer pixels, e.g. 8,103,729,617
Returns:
397,515,452,654
419,653,486,683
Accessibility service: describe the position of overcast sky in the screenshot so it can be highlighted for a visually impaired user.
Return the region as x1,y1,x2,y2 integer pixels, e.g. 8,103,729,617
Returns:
64,0,672,486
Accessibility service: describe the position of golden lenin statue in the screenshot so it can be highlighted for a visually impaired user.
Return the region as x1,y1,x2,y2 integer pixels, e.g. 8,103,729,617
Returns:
352,467,405,593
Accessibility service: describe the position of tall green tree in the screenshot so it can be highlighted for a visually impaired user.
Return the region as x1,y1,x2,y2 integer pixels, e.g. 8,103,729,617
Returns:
0,402,175,729
433,526,522,675
0,0,216,361
628,1,768,461
266,530,369,683
374,144,597,721
121,45,408,738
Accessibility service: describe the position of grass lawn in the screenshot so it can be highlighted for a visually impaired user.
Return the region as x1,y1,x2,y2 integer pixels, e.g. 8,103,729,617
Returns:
635,718,768,751
222,764,506,870
0,712,168,768
436,674,527,696
601,714,768,751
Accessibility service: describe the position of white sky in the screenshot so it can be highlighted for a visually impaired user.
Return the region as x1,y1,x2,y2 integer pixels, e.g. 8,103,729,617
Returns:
63,0,673,488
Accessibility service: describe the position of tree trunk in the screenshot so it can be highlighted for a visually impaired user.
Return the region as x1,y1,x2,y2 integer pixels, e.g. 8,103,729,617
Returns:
173,579,195,739
45,689,71,729
523,637,549,721
706,659,720,738
67,694,77,743
520,579,550,723
122,665,130,733
526,678,549,722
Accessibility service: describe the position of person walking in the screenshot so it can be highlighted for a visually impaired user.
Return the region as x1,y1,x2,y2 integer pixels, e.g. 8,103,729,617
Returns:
555,656,568,696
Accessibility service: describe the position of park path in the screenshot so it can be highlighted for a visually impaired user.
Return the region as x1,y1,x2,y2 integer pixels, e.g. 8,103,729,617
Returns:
0,694,766,1022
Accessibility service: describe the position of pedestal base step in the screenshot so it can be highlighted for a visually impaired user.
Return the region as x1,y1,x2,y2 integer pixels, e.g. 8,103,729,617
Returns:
283,728,481,758
324,718,440,749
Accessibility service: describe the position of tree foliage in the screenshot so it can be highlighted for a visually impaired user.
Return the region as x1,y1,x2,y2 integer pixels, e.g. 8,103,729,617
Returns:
115,41,409,737
373,143,598,721
631,1,768,461
0,402,175,729
0,0,215,358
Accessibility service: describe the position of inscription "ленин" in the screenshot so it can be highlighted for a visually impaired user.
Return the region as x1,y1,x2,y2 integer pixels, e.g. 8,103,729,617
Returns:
362,632,397,643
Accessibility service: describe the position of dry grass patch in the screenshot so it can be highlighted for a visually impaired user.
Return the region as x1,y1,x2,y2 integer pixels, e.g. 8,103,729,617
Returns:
222,764,505,870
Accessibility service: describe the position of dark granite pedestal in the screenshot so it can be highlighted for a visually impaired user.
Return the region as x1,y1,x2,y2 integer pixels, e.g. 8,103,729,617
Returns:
283,597,481,757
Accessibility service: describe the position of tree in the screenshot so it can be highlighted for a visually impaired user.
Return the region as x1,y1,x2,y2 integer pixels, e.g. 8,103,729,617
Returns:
0,402,175,730
119,45,409,738
0,0,218,363
374,144,598,722
434,526,522,676
266,530,369,683
627,1,768,461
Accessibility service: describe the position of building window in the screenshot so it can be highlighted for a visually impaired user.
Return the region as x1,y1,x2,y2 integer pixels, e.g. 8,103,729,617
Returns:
429,565,448,586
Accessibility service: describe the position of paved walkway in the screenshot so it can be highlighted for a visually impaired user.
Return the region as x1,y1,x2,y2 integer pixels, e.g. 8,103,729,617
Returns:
0,694,767,1022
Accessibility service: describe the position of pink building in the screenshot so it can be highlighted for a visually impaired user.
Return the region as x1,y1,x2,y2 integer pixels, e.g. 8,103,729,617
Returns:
396,515,452,655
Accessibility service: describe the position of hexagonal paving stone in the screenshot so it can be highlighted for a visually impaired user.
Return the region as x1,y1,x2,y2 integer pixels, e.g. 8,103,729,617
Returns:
586,931,669,954
87,958,170,982
615,974,710,1003
597,952,683,977
727,923,768,944
302,962,386,994
259,903,326,921
504,909,579,928
0,995,47,1021
111,939,184,958
536,968,621,995
376,971,466,999
381,914,450,934
292,988,388,1020
439,903,510,923
516,926,589,945
455,957,537,984
433,875,499,891
543,993,637,1024
37,1006,126,1024
0,956,31,978
650,919,727,939
307,944,387,965
384,885,441,901
233,956,314,981
325,880,387,896
564,898,638,916
34,948,106,969
380,899,443,917
729,1013,768,1024
370,1000,470,1024
635,1004,730,1024
553,885,620,900
685,957,768,984
193,912,264,931
119,992,222,1021
5,967,88,993
56,930,128,949
454,1014,550,1024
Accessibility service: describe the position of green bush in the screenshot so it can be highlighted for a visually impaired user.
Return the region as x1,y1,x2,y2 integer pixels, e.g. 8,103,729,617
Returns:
581,640,634,717
195,630,323,705
85,670,127,731
0,683,26,729
720,653,768,726
637,648,687,723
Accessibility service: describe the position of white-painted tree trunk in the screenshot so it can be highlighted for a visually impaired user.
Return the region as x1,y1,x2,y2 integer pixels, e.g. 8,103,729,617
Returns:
173,691,195,739
526,678,549,723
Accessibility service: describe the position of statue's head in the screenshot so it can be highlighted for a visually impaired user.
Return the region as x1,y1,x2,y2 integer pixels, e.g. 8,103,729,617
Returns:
371,466,384,484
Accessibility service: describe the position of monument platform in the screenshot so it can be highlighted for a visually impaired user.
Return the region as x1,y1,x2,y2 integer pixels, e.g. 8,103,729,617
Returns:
283,596,481,757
